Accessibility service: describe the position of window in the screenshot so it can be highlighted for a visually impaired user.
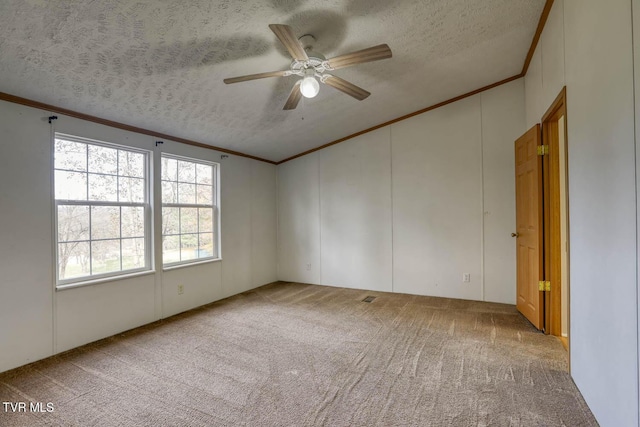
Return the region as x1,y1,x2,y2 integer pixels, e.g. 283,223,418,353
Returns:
54,134,150,285
161,154,219,266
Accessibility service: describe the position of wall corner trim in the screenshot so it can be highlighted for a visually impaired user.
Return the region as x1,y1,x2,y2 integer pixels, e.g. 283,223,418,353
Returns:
522,0,556,76
277,74,523,165
0,91,278,165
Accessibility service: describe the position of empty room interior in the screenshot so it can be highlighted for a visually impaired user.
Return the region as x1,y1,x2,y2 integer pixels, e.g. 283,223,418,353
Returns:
0,0,639,426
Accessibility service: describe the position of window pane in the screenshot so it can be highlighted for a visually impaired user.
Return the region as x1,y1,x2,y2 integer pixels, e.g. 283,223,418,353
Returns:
88,174,118,201
122,238,145,270
88,145,118,175
163,235,180,264
178,183,196,204
118,151,144,178
58,241,90,280
91,239,121,274
196,164,212,184
181,234,198,261
198,208,213,232
162,181,177,204
55,139,86,172
161,157,217,267
177,161,196,183
54,135,151,284
161,157,177,181
58,205,90,242
91,206,120,240
162,207,179,235
198,233,214,258
55,171,87,200
121,207,145,238
119,177,145,203
196,184,212,205
181,208,198,234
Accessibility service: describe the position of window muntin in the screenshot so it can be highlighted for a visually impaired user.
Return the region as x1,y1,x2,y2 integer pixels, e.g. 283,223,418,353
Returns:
54,135,150,285
161,155,218,266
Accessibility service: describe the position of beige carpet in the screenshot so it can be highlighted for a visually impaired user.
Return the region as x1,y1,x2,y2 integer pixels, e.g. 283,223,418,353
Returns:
0,281,597,426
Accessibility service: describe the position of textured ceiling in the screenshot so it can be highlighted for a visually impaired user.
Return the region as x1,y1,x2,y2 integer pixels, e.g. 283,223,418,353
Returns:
0,0,545,162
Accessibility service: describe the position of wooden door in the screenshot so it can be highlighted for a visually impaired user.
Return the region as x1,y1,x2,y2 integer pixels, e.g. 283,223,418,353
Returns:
515,124,544,329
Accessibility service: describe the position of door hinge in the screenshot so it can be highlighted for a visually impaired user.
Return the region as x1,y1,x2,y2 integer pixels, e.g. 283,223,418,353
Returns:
537,145,549,156
538,281,551,291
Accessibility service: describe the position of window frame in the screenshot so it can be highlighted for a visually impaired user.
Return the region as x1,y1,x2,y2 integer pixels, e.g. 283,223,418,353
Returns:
160,153,220,268
53,133,152,288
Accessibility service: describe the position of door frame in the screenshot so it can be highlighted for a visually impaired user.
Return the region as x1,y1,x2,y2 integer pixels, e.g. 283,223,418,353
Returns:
541,87,569,352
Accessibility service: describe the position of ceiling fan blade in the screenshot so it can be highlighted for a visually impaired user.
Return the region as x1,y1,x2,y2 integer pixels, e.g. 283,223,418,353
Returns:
269,24,309,61
223,70,288,84
326,44,392,70
323,75,370,101
283,82,302,110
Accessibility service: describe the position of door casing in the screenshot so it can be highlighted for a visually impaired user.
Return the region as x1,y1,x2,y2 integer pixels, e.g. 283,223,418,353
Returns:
514,87,569,356
541,87,569,345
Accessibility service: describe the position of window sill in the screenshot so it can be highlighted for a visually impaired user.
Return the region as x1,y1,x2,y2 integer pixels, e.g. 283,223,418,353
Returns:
56,270,156,291
162,258,222,272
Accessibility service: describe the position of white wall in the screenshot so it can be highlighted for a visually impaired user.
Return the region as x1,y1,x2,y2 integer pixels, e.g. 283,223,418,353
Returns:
251,161,278,289
524,0,566,128
220,154,253,299
56,274,156,352
481,83,524,303
0,101,54,371
278,79,524,304
319,128,392,292
0,99,278,372
524,0,640,425
392,97,483,300
634,1,640,424
277,152,321,284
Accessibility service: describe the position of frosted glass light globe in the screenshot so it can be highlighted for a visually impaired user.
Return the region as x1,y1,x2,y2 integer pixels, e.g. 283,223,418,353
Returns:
300,76,320,98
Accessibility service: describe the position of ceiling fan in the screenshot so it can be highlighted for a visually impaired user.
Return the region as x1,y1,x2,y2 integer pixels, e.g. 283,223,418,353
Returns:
223,24,392,110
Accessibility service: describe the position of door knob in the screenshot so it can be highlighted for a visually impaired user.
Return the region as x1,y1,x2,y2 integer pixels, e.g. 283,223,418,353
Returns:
511,232,520,237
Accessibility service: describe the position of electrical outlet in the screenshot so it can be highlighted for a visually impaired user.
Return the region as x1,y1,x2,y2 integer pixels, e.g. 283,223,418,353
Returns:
306,263,311,271
463,273,471,283
178,284,184,295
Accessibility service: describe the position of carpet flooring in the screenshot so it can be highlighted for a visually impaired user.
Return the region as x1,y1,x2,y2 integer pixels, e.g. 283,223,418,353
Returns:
0,282,597,426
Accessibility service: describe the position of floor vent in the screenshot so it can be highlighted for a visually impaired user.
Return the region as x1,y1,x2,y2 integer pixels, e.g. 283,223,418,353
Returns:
362,296,376,303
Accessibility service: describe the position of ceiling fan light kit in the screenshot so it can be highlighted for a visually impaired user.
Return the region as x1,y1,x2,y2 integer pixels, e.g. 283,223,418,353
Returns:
223,24,392,110
300,70,320,98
